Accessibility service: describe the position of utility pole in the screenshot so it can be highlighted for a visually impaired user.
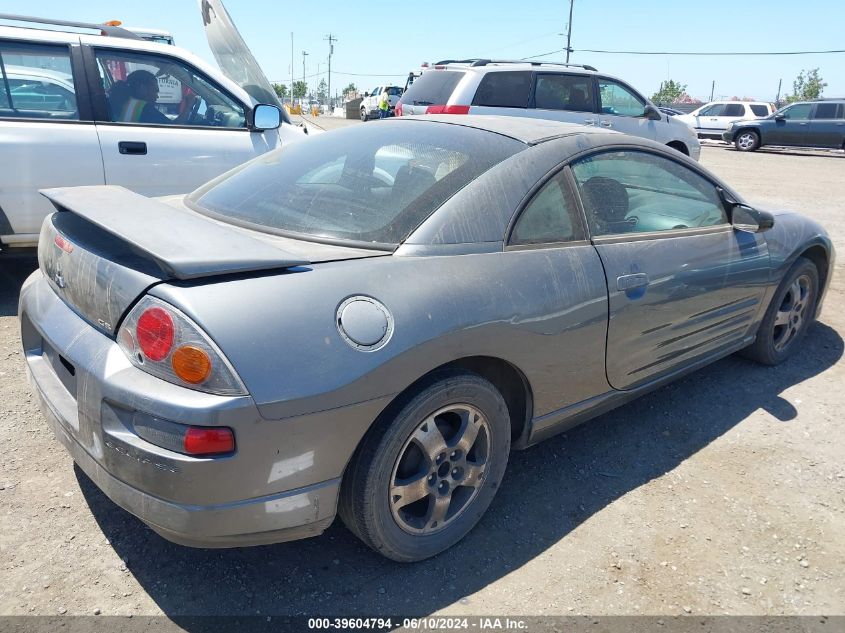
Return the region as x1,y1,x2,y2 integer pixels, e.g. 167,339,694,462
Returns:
325,34,337,108
302,50,308,98
290,32,293,105
775,78,783,107
710,80,715,102
565,0,574,63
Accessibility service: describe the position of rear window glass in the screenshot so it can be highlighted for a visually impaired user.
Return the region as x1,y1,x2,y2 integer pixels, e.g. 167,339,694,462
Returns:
472,71,532,108
188,121,524,247
750,104,769,116
398,71,464,107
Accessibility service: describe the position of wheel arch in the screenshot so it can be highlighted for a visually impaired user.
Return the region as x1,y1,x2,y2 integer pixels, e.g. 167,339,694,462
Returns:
798,244,831,314
666,141,689,156
348,355,533,471
733,126,761,143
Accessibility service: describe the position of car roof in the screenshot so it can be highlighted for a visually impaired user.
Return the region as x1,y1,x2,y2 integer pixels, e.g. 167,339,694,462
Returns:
399,114,614,144
434,59,598,74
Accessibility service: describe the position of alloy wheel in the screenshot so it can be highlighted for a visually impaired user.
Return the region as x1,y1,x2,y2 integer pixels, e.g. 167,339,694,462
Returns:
773,274,812,352
737,132,757,151
389,404,491,535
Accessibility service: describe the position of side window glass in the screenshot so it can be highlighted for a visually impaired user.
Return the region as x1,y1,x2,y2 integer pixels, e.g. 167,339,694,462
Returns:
723,104,745,117
94,50,245,128
699,104,724,116
571,151,728,237
781,104,812,120
471,71,531,108
510,172,580,245
597,79,646,117
0,42,78,120
534,74,593,112
812,103,839,119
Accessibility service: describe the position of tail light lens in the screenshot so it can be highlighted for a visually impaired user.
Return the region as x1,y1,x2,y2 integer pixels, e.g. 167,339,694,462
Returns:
395,103,403,116
118,296,247,396
424,104,470,115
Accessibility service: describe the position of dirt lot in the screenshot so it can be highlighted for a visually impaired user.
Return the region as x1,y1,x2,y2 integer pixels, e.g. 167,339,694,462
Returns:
1,134,843,619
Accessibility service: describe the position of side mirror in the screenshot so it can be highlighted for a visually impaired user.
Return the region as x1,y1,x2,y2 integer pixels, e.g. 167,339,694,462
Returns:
644,104,663,120
774,113,786,121
718,187,774,233
363,92,370,97
732,205,775,233
251,104,281,131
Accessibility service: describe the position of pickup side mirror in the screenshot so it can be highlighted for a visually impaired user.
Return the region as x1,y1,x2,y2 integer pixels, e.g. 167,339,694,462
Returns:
363,92,370,97
250,104,281,131
718,187,774,233
644,104,663,120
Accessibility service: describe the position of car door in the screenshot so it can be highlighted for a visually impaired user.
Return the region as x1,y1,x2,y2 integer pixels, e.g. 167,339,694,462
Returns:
595,77,657,140
0,38,103,247
767,103,813,146
808,102,845,148
706,102,745,134
570,149,771,390
87,46,280,197
692,103,725,134
531,72,597,126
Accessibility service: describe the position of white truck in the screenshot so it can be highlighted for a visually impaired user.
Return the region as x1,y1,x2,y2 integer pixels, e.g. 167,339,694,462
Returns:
360,85,403,121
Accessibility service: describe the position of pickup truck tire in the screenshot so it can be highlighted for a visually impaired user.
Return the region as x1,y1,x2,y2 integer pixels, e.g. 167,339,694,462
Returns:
360,107,369,122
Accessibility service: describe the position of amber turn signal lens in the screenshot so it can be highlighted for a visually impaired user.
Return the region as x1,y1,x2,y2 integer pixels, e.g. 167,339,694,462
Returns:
171,345,212,384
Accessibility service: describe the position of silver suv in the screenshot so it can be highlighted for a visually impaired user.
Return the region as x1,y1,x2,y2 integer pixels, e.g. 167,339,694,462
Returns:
397,59,700,160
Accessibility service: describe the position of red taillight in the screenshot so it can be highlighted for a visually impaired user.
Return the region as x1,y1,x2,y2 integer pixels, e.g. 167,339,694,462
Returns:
183,426,235,455
424,105,470,115
136,307,175,361
395,103,403,116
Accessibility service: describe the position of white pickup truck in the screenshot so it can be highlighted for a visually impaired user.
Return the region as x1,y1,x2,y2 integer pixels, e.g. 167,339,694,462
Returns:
360,85,403,121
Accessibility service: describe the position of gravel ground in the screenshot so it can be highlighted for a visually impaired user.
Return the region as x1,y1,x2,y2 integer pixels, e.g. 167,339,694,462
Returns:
1,133,843,619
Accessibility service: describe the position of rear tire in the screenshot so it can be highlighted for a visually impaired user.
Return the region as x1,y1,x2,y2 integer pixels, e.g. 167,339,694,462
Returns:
742,257,818,365
735,130,760,152
339,370,511,562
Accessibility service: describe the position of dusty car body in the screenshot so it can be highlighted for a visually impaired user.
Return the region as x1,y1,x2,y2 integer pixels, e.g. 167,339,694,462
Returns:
20,116,834,561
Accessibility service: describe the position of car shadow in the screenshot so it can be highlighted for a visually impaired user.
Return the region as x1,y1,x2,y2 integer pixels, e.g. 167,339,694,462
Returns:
0,254,38,317
721,146,845,159
74,321,843,620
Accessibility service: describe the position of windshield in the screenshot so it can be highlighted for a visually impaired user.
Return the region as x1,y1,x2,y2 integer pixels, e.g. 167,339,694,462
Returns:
188,121,524,247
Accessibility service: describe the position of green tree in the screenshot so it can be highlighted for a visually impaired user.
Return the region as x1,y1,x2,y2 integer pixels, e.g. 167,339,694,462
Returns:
292,80,307,99
343,82,357,98
272,83,288,99
316,79,328,103
786,68,827,104
651,79,687,105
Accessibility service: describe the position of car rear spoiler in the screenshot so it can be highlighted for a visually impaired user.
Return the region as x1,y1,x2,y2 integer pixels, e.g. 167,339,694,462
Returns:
40,186,310,280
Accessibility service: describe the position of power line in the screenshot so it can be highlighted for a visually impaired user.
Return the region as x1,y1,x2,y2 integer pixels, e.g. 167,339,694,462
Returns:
577,47,845,56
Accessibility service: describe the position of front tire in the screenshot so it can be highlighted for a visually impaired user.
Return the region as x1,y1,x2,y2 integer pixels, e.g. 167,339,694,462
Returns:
735,129,760,152
339,371,511,562
742,257,818,365
360,107,369,122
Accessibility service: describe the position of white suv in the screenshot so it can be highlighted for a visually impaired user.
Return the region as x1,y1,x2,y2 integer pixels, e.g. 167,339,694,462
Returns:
0,14,308,252
675,101,774,139
396,59,701,160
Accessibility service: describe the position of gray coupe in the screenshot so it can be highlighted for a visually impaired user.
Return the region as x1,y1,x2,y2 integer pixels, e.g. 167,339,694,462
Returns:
19,116,834,561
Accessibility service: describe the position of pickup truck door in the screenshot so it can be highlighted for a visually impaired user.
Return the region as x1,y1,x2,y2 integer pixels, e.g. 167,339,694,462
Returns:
86,46,280,198
0,38,103,248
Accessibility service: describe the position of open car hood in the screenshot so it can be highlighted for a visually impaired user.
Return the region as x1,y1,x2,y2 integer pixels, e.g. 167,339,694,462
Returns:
198,0,290,123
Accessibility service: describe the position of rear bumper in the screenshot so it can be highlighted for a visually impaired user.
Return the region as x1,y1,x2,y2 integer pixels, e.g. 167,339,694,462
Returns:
19,270,390,547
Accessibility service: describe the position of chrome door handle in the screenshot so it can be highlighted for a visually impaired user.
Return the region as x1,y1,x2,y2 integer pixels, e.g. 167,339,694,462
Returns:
798,122,809,126
600,120,612,127
617,273,649,291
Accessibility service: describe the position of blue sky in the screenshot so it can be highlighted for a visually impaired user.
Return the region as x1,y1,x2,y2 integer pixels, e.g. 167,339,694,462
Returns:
5,0,844,102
